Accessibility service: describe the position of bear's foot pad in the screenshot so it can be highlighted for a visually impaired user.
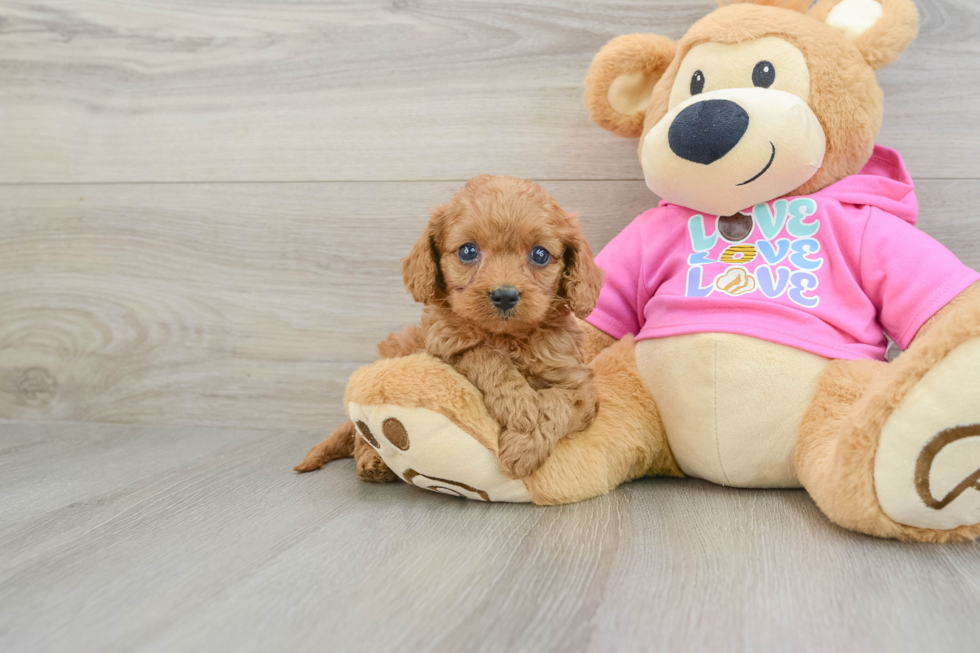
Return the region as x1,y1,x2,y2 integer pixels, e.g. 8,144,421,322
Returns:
875,338,980,530
349,402,531,503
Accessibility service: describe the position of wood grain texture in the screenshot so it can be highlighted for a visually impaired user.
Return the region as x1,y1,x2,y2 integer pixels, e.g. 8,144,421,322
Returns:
0,420,978,653
0,0,978,183
1,179,977,431
0,180,651,430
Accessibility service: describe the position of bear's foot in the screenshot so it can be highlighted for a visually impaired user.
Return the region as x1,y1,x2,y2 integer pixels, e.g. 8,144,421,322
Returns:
349,403,531,502
875,338,980,530
345,353,532,503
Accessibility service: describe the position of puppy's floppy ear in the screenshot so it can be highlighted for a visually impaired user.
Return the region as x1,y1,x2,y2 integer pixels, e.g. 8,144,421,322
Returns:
559,214,605,318
810,0,918,70
585,33,677,138
401,205,448,305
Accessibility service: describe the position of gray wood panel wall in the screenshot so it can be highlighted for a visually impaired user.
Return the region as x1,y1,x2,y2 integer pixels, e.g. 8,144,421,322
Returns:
2,0,979,433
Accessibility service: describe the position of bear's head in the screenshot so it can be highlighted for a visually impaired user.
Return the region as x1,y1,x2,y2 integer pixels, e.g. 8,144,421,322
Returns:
585,0,919,217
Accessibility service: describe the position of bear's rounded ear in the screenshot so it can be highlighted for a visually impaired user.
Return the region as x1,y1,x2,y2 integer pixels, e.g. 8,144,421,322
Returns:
810,0,918,70
585,34,677,138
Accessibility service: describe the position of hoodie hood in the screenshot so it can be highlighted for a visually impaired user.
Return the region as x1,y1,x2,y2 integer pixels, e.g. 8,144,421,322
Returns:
657,144,918,225
809,145,918,225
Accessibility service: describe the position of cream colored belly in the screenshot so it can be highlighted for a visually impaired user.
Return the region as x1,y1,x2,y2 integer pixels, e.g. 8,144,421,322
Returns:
635,333,829,488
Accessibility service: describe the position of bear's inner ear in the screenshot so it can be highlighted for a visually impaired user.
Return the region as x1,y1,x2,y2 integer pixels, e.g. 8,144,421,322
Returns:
824,0,882,38
810,0,918,70
585,34,677,139
607,70,660,117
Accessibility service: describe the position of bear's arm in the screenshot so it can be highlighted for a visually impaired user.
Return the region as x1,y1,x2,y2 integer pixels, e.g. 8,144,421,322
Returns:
577,317,617,362
909,280,980,346
860,209,980,350
582,213,652,341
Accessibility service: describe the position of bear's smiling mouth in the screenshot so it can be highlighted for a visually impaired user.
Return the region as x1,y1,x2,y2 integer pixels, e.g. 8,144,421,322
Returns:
736,142,776,187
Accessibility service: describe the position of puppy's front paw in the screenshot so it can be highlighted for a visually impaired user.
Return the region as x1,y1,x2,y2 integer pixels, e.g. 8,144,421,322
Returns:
498,428,553,480
356,446,399,483
572,395,599,436
489,390,538,435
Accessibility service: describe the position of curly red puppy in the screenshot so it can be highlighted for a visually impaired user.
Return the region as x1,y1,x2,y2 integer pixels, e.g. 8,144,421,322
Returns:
296,175,604,480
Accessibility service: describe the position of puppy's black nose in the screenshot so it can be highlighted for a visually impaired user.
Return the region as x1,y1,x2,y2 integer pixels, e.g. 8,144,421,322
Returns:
489,286,520,311
668,99,749,165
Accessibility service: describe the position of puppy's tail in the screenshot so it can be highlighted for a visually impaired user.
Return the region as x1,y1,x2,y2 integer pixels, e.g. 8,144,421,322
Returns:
294,420,357,472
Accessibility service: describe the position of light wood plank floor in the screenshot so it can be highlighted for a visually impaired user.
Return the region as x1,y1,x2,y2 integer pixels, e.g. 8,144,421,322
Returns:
1,420,979,653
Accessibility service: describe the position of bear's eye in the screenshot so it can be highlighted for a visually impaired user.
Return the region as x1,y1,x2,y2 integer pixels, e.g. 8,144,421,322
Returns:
529,246,551,266
752,61,775,88
457,243,479,262
690,70,705,95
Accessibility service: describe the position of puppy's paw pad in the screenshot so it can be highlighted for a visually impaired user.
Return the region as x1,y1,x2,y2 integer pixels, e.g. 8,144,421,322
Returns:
357,456,399,483
498,431,551,480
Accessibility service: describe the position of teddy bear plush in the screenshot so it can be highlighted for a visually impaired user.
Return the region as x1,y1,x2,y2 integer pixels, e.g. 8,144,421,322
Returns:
339,0,980,542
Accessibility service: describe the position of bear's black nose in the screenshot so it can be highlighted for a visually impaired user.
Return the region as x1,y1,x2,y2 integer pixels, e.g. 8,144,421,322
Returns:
668,99,749,165
489,286,520,311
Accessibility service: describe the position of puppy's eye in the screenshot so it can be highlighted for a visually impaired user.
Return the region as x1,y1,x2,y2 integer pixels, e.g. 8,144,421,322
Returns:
752,61,775,88
690,70,705,95
529,246,551,266
457,243,479,262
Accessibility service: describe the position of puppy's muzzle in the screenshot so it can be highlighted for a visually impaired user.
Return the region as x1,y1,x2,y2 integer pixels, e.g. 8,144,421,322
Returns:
489,286,520,312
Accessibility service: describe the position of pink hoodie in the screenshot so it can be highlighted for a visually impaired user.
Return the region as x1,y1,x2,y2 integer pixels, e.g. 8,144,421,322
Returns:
586,146,980,361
